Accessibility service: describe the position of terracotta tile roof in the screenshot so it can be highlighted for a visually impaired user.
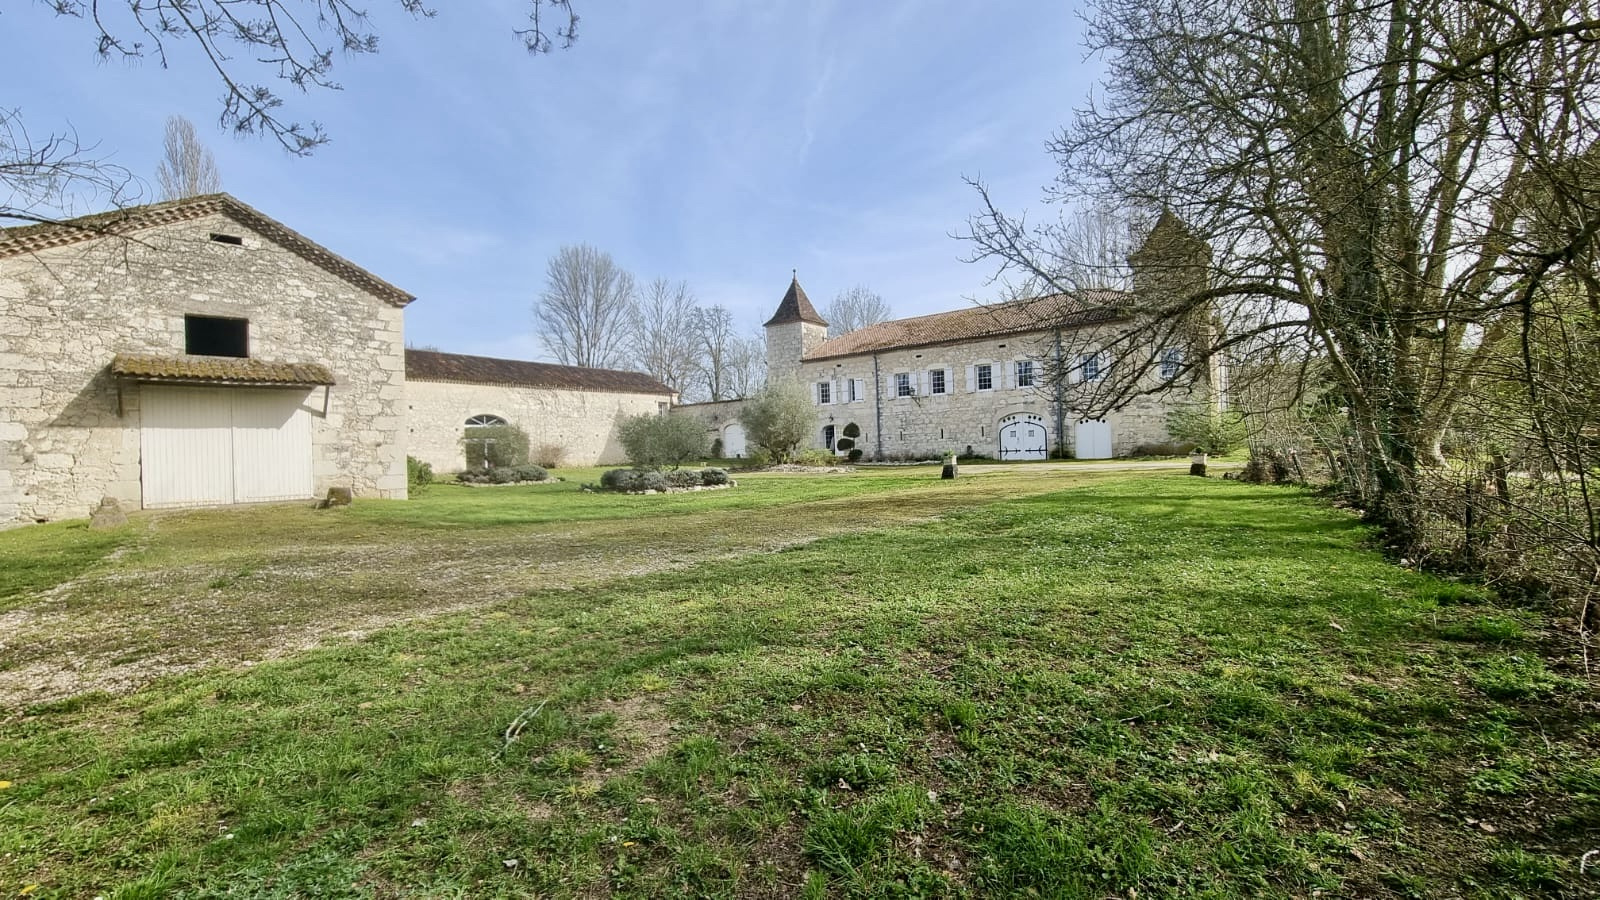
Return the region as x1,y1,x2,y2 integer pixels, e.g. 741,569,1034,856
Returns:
804,291,1128,361
405,349,674,395
763,277,829,328
111,353,335,386
0,194,415,307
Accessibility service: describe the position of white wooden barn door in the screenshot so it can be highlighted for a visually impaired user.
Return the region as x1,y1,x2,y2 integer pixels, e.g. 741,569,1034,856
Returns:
231,391,314,502
1074,418,1113,460
141,386,313,508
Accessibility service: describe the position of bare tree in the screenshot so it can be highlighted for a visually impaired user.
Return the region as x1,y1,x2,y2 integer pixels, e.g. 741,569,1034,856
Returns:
965,0,1600,547
4,2,582,224
724,331,767,399
535,244,636,370
155,116,222,200
824,286,892,337
631,278,700,395
1,108,139,225
40,1,579,155
690,306,764,401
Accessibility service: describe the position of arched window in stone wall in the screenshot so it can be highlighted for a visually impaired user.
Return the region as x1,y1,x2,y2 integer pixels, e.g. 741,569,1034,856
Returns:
464,414,508,427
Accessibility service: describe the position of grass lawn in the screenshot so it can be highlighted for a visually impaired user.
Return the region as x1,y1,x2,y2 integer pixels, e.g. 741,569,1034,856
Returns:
1,470,1595,897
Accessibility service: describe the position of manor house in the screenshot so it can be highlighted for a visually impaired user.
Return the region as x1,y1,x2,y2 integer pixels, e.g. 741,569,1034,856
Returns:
676,214,1219,461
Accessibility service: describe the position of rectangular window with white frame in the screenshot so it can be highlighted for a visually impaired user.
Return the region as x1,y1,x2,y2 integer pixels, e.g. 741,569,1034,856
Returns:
1081,353,1101,382
895,372,914,397
1014,360,1034,388
817,381,831,405
1159,348,1182,380
847,378,859,402
930,368,946,395
976,363,993,391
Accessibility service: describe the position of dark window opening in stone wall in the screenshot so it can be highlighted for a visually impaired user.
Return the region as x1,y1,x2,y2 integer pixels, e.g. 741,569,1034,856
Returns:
185,315,249,358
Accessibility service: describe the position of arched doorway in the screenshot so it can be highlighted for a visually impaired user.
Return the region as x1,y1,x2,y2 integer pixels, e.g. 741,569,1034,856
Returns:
998,413,1048,461
722,422,747,458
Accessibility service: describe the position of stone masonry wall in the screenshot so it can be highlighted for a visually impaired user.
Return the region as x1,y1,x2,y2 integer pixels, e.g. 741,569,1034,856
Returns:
670,399,752,456
406,379,670,471
0,211,407,526
796,326,1182,459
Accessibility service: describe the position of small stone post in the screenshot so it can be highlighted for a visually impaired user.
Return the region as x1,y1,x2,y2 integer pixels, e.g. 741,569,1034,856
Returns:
1189,450,1209,477
89,497,128,530
941,452,958,480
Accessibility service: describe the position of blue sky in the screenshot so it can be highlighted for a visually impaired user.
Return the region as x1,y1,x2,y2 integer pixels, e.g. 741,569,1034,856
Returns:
3,1,1100,361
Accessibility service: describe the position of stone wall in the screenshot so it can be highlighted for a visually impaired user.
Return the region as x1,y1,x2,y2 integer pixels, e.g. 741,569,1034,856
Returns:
0,211,408,525
406,379,670,471
670,399,752,456
765,320,827,381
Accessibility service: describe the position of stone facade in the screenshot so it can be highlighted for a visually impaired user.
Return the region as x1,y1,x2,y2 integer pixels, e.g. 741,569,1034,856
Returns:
678,219,1217,461
0,197,410,526
796,325,1183,460
406,377,672,471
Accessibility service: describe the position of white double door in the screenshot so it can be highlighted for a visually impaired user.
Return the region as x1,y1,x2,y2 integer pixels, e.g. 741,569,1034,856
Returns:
141,386,314,508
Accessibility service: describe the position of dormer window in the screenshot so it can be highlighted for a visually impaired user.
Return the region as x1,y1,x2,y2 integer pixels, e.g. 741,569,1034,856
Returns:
184,315,249,358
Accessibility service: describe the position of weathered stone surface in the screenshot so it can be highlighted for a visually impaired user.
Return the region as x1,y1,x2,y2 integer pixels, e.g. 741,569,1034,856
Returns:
406,379,669,471
0,209,409,525
677,323,1193,461
88,496,127,530
324,486,353,507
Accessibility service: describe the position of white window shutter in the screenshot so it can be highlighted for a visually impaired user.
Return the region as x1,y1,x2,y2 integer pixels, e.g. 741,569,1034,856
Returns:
857,378,866,401
1100,351,1112,378
812,382,821,404
918,371,927,395
830,379,840,404
965,365,976,392
1068,357,1082,384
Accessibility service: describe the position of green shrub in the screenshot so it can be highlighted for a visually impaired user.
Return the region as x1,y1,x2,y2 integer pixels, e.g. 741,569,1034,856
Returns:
406,455,434,494
638,470,670,492
600,468,644,491
1165,406,1247,454
462,423,530,470
666,468,703,488
700,467,730,486
458,464,547,485
842,422,861,439
847,448,863,463
794,449,837,467
709,437,724,458
739,379,814,462
618,414,708,469
834,437,855,453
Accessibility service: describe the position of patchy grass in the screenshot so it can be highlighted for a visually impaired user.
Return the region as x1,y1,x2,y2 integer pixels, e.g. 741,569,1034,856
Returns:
1,475,1596,897
0,520,132,612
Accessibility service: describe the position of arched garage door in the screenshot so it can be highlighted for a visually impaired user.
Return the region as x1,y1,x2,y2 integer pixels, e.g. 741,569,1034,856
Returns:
722,422,747,458
998,413,1048,461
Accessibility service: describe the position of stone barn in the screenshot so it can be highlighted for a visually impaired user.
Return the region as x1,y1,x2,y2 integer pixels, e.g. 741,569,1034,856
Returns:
0,194,411,525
